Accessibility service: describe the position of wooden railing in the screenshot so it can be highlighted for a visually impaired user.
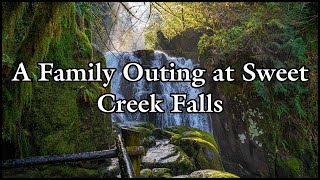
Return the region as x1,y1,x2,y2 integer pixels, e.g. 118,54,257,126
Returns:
2,128,144,178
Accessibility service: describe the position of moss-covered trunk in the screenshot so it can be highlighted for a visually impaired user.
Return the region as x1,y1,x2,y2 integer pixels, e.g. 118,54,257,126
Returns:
2,2,113,160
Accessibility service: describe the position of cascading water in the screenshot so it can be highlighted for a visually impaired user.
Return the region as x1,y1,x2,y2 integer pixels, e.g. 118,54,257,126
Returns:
105,50,212,133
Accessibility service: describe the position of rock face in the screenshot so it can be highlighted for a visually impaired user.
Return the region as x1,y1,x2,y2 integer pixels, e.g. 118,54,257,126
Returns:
154,31,273,177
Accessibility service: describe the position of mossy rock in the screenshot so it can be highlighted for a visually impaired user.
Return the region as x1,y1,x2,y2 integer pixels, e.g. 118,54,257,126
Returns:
165,126,223,171
152,168,173,178
162,173,173,178
180,137,223,171
122,126,152,138
134,122,156,130
121,125,154,148
166,126,218,149
172,175,191,178
170,134,182,145
140,168,153,178
152,128,176,140
142,136,156,149
189,169,239,178
276,156,304,178
133,50,155,64
142,139,195,175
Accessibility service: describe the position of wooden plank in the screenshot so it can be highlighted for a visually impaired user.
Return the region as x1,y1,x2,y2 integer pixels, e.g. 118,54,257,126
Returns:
2,149,117,169
121,127,143,176
116,134,136,178
2,146,144,170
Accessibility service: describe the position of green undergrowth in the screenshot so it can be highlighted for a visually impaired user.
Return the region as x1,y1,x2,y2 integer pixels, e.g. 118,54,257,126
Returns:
2,2,113,161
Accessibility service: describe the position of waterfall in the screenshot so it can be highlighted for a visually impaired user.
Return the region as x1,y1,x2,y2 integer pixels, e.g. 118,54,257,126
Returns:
105,50,212,133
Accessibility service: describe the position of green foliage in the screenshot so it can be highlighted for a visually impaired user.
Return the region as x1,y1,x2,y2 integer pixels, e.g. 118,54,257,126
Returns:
3,164,99,178
2,2,113,159
146,2,318,177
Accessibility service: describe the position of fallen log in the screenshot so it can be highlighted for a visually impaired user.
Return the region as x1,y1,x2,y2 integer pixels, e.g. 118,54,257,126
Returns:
2,146,144,170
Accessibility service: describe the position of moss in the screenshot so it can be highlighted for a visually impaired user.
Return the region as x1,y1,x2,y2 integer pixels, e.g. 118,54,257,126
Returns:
2,1,113,164
123,126,153,137
133,122,156,130
165,126,223,171
24,82,84,155
276,156,304,178
122,125,156,149
76,29,93,61
171,148,195,175
85,29,92,42
162,173,172,178
151,128,175,139
181,130,218,150
151,168,173,178
140,168,153,178
142,141,195,175
2,3,69,157
170,134,182,145
3,164,99,178
189,169,239,178
2,2,27,53
181,137,223,171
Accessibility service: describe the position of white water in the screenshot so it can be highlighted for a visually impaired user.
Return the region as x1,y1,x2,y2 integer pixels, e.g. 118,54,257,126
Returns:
105,50,212,133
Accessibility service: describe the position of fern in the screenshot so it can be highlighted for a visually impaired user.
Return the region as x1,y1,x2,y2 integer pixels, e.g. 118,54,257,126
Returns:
273,81,288,94
253,80,270,104
293,96,307,118
276,103,289,119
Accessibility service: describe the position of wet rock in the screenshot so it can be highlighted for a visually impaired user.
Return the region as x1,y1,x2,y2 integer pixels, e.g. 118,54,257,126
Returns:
133,50,154,65
166,126,224,171
189,169,239,178
120,122,155,148
100,158,120,178
151,168,173,178
142,139,194,175
172,175,191,178
142,136,156,148
151,128,174,139
135,122,156,130
140,168,153,178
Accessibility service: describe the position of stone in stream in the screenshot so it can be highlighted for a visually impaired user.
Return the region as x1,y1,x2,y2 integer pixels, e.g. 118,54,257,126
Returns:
172,175,191,178
140,167,173,178
141,139,194,175
189,169,240,178
152,168,173,178
140,168,153,178
122,123,239,177
100,158,120,178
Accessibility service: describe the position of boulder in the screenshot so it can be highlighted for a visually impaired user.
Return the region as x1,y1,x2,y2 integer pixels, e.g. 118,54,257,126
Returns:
190,169,239,178
142,139,194,175
140,168,153,178
172,175,191,178
166,126,224,171
152,168,173,178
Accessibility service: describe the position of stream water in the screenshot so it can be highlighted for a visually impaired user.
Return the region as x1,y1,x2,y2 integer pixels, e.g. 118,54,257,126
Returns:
105,50,212,133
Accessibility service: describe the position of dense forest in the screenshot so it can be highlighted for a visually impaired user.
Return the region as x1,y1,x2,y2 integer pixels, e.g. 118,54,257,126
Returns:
1,2,318,178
